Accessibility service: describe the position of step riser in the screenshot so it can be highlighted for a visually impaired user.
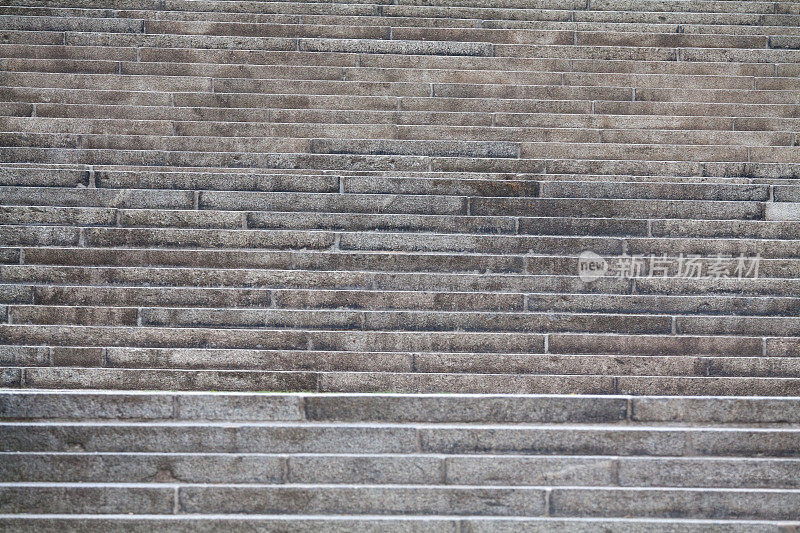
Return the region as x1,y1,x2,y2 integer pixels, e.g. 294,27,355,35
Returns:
9,307,800,337
3,368,800,395
9,248,800,278
3,453,799,489
5,392,800,423
4,423,800,456
7,347,800,378
1,484,800,518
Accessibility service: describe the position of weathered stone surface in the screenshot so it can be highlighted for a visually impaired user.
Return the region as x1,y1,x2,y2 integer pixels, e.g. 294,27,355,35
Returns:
179,485,546,515
549,487,800,520
632,397,800,423
0,391,173,420
765,203,800,221
1,0,799,526
0,517,458,533
304,394,628,423
175,393,304,421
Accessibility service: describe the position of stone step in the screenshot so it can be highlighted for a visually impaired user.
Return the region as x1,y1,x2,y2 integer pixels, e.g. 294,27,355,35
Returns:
1,142,796,169
3,171,793,191
17,18,793,53
0,226,628,256
17,31,795,64
0,324,549,352
147,49,790,80
55,34,800,63
9,148,792,178
635,276,800,295
7,174,630,199
4,54,796,89
1,324,792,356
0,171,338,194
6,264,798,295
5,165,785,183
3,45,786,78
0,163,777,185
469,196,763,219
2,13,793,50
0,515,797,533
2,207,527,235
3,367,799,395
0,185,776,218
6,287,528,311
2,294,800,326
5,17,784,51
0,391,602,421
1,482,799,518
6,228,800,260
5,346,800,378
2,118,795,147
3,419,800,455
402,0,788,16
2,452,800,489
35,89,790,121
0,225,342,251
0,516,797,532
9,58,800,94
12,104,800,134
0,207,644,238
646,219,800,240
0,133,315,155
5,5,800,35
13,96,795,126
5,391,800,424
0,149,782,175
6,293,800,319
8,71,800,106
4,0,793,17
0,165,791,189
9,247,800,278
6,306,676,335
527,294,800,316
677,315,800,336
9,226,798,260
540,182,773,201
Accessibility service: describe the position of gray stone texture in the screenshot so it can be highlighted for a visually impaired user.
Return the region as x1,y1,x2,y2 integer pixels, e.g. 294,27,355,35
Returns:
1,0,800,527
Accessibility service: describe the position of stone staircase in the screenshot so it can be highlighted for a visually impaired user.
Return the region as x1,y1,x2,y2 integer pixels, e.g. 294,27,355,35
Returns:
2,391,800,531
1,0,800,529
